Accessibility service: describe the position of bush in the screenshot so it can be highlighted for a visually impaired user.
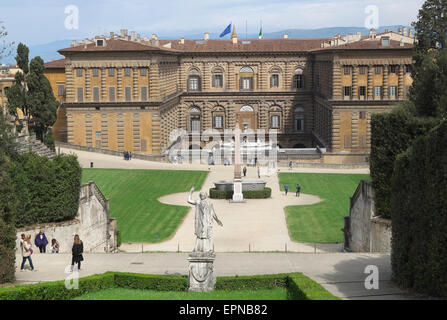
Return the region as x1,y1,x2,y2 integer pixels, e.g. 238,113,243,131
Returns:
370,108,438,218
10,153,82,227
44,128,55,152
391,120,447,298
209,188,272,200
0,272,339,300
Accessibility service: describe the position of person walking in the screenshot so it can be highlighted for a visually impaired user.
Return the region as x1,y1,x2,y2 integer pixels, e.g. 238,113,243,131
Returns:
243,167,247,177
296,184,301,197
34,230,48,253
129,152,132,160
284,184,289,195
289,161,293,171
70,235,84,272
51,239,60,253
21,235,35,271
257,166,261,178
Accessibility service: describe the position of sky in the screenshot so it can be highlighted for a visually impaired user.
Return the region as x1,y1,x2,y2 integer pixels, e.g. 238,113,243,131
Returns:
0,0,425,46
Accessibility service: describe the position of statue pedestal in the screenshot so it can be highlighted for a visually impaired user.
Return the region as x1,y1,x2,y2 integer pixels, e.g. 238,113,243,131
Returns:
188,252,216,292
232,179,244,202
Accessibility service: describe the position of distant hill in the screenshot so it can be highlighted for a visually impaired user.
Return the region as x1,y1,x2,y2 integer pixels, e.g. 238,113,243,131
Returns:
0,25,411,65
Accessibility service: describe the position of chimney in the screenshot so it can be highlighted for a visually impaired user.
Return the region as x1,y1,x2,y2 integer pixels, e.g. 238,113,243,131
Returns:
52,58,55,62
409,28,414,38
152,34,158,41
204,32,209,41
137,34,141,42
180,37,185,44
369,28,377,39
400,39,404,47
144,36,149,41
403,27,408,36
398,27,402,35
71,40,76,47
385,29,390,33
231,26,238,44
284,33,289,39
120,29,128,38
131,31,135,41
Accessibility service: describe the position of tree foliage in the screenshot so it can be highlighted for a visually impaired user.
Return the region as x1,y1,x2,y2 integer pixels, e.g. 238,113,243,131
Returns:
391,120,447,298
0,21,14,61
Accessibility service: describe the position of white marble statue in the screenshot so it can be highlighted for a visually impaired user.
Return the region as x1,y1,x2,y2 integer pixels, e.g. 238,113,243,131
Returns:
187,187,223,253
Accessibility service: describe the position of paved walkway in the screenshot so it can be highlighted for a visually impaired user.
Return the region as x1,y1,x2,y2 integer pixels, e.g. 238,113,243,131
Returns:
14,252,416,300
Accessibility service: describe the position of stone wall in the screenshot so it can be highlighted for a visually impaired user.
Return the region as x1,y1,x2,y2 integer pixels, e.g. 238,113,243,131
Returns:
343,180,391,253
16,182,117,254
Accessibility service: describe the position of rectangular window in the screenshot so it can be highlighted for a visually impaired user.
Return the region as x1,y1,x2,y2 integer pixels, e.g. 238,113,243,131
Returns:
95,131,101,139
359,111,366,119
124,67,131,77
375,66,382,74
109,87,115,102
389,86,397,97
344,135,352,149
77,87,84,102
92,68,99,77
359,86,366,96
271,74,279,87
359,66,367,75
141,86,148,101
343,86,352,97
125,86,132,101
213,74,223,88
76,68,83,77
108,68,115,77
189,76,200,91
57,84,65,97
93,87,100,102
294,75,304,89
140,68,147,76
295,115,304,131
343,66,351,75
191,116,200,132
374,86,382,97
390,65,399,74
214,116,223,129
241,77,253,90
271,115,280,128
405,65,412,73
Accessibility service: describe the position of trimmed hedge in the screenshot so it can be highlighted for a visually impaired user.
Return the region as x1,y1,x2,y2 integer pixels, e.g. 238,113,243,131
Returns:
209,187,272,200
391,120,447,298
0,272,339,300
370,108,438,218
10,153,82,227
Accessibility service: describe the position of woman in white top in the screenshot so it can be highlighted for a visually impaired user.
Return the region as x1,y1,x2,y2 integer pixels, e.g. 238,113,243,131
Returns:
20,235,35,271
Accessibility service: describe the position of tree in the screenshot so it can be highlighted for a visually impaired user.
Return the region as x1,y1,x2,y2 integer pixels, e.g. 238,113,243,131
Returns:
6,44,58,144
0,21,14,61
410,0,447,117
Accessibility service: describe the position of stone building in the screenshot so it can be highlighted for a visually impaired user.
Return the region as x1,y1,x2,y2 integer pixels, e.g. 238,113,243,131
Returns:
45,27,414,163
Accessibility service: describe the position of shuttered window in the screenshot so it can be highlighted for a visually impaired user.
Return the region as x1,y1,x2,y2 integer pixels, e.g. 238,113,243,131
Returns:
125,86,132,101
92,68,99,77
57,84,65,97
93,87,100,102
109,87,115,102
108,68,114,77
124,67,131,77
141,86,148,101
140,68,147,76
77,87,83,102
344,135,352,149
240,77,253,90
270,74,279,87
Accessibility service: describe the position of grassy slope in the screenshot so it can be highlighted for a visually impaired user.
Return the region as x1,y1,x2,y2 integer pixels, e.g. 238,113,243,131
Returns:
278,173,370,243
73,287,287,300
82,169,208,243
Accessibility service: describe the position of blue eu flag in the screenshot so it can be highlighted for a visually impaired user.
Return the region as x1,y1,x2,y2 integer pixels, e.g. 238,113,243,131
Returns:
219,24,232,38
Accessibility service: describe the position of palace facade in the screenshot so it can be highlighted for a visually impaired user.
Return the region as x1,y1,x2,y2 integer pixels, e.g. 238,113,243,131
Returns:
46,27,414,163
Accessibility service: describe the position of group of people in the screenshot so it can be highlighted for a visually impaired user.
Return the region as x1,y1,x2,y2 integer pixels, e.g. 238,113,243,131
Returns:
284,184,301,197
19,231,84,273
243,166,261,178
123,151,132,161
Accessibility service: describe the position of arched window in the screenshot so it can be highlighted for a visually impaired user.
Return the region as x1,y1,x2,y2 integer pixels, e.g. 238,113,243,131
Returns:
189,107,201,132
240,105,254,112
293,68,304,89
269,106,282,129
294,106,305,131
188,68,201,92
212,106,225,129
240,66,254,91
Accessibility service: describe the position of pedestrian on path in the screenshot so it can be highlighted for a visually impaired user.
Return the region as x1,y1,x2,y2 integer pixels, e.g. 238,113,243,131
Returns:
284,184,289,195
289,161,293,171
257,166,261,178
296,184,301,197
243,167,247,177
21,235,35,271
70,235,84,272
34,230,48,253
51,239,60,253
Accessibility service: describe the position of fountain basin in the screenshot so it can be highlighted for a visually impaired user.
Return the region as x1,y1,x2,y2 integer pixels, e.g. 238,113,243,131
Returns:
213,179,267,191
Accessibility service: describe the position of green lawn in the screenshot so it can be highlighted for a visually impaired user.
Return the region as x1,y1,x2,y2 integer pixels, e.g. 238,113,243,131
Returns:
73,287,288,300
82,169,208,243
279,173,370,243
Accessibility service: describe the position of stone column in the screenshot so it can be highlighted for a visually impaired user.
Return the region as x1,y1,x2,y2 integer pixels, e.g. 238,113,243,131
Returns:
100,68,106,100
398,65,404,100
382,65,389,100
117,68,123,101
233,122,243,202
65,66,75,102
85,68,91,101
117,113,124,151
133,112,140,152
332,63,342,100
351,112,359,152
133,67,139,100
352,65,358,100
367,65,374,100
101,113,108,148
